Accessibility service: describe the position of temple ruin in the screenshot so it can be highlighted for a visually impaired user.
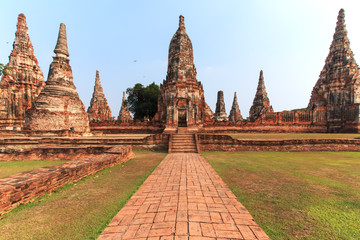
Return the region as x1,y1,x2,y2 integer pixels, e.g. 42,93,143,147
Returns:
228,92,243,122
308,9,360,132
87,70,112,121
153,15,214,132
0,14,45,130
24,23,90,134
0,10,358,134
249,70,274,122
118,92,133,123
214,90,228,122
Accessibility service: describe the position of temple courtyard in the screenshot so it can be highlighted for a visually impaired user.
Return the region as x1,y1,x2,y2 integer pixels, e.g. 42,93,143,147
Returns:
0,143,359,240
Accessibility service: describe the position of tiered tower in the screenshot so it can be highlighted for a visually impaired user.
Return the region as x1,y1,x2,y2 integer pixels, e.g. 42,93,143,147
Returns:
118,92,133,122
87,70,112,121
153,15,213,131
249,70,273,121
25,23,90,134
0,14,45,129
214,91,228,121
308,9,360,132
229,92,243,122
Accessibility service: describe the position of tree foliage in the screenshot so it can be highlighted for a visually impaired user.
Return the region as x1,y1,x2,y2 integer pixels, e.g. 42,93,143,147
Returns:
0,63,11,77
126,82,160,121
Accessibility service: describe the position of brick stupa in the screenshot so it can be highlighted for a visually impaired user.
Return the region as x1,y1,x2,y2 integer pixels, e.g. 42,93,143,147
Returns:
25,23,90,134
118,92,133,122
87,70,112,121
229,92,243,122
153,15,213,130
249,70,273,121
0,14,45,129
214,90,228,121
307,9,360,131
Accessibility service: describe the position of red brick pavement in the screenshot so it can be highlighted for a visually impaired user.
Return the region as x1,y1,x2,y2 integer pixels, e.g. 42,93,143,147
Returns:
97,153,269,240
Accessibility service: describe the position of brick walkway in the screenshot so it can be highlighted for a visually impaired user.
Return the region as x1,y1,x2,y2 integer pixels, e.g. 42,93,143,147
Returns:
97,153,269,240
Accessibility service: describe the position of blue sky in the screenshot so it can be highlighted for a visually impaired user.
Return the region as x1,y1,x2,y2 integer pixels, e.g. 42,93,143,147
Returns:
1,0,360,117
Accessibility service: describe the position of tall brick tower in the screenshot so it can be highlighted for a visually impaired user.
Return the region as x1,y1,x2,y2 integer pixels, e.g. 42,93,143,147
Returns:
307,9,360,132
153,15,213,132
0,14,45,129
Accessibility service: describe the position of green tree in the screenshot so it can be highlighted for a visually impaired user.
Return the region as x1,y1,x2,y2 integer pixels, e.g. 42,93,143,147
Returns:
126,82,160,121
0,63,11,77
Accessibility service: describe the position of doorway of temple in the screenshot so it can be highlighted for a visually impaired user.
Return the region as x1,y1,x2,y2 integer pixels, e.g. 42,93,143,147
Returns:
178,109,187,127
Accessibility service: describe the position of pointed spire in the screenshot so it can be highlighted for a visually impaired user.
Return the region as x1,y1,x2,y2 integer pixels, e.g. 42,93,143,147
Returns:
122,91,126,103
257,70,265,91
179,15,185,31
95,70,101,85
249,70,273,121
229,92,243,122
307,8,360,110
16,13,28,34
118,91,132,122
54,23,69,58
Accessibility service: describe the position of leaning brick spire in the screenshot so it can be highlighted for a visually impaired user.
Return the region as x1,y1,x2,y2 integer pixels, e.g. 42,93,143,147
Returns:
0,13,45,129
249,70,273,121
118,92,133,122
308,9,360,109
87,70,112,121
54,23,69,58
25,23,90,134
229,92,243,122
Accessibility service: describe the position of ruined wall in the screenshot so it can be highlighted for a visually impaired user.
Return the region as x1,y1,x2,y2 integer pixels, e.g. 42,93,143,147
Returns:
198,134,360,151
0,145,134,215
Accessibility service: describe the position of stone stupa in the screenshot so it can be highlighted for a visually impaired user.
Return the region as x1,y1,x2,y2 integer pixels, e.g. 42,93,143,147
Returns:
87,70,112,121
25,23,90,134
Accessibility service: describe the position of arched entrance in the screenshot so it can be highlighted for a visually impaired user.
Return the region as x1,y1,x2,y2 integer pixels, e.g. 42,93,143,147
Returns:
178,109,187,127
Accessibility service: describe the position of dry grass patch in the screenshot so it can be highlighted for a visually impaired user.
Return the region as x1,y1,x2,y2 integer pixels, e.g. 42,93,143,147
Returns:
202,151,360,240
0,160,68,178
0,150,167,240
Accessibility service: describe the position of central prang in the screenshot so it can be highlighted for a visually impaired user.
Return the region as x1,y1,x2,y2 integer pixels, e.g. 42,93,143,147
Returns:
153,15,214,132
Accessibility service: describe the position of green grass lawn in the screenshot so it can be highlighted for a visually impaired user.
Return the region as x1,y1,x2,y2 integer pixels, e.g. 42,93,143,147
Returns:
230,133,360,139
0,160,68,178
0,150,167,240
202,151,360,240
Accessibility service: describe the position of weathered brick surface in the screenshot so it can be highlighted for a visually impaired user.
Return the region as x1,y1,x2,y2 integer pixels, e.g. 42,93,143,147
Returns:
214,91,228,122
249,70,273,122
308,9,360,132
153,15,214,129
118,92,133,123
98,153,269,239
0,14,45,130
24,23,90,134
198,134,360,151
87,70,112,121
0,145,134,215
228,92,243,122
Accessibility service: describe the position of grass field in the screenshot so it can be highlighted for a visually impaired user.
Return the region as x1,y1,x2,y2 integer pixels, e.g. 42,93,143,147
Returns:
0,150,167,240
202,151,360,240
230,133,360,139
0,160,68,178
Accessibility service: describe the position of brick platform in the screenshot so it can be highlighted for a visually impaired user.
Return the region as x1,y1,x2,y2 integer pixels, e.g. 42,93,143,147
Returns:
98,153,269,239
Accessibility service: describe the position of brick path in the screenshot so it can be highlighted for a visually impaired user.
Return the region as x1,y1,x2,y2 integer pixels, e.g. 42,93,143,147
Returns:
98,153,269,240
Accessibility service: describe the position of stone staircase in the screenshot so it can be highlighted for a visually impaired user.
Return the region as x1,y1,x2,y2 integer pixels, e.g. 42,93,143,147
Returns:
169,133,198,153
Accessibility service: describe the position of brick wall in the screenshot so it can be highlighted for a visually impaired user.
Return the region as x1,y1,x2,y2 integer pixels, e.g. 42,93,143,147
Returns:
198,134,360,151
0,145,135,215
